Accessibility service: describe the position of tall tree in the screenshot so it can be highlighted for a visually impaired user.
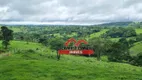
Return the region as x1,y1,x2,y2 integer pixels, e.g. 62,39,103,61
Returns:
89,38,112,61
48,37,64,50
107,38,130,62
1,26,13,49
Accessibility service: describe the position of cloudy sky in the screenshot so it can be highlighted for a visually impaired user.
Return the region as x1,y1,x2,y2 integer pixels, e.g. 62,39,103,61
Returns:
0,0,142,25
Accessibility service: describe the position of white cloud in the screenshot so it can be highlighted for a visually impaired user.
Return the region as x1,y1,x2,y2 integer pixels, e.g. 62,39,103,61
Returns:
0,0,142,25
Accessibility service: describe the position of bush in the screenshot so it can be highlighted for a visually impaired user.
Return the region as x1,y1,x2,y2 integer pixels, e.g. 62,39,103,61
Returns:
26,49,35,53
0,49,6,54
107,39,131,62
136,33,142,42
130,52,142,66
15,49,35,54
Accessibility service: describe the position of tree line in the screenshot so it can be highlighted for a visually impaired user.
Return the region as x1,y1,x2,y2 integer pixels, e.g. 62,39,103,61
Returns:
0,25,142,66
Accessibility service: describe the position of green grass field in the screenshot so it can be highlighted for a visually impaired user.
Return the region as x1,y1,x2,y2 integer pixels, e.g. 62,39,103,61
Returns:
9,27,22,32
135,29,142,34
0,41,142,80
89,29,108,38
129,29,142,56
130,41,142,56
0,41,48,52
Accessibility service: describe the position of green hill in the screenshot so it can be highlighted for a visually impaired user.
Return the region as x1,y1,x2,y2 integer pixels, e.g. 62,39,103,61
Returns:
89,29,108,38
130,41,142,56
97,22,133,27
129,29,142,56
135,29,142,34
0,41,142,80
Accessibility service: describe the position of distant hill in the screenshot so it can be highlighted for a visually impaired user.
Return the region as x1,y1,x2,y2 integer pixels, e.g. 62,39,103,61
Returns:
0,21,142,27
96,22,133,27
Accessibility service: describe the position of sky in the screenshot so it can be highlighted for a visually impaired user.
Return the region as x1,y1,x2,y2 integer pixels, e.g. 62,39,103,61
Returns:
0,0,142,25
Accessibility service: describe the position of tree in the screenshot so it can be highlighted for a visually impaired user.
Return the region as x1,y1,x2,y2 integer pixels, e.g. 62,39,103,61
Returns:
48,38,64,50
123,27,136,37
107,38,130,62
38,38,48,46
1,26,13,49
24,34,31,44
89,38,112,61
102,27,136,38
134,52,142,66
130,52,142,66
136,33,142,42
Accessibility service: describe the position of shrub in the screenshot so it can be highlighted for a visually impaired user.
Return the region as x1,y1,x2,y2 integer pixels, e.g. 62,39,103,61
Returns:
130,52,142,66
15,49,35,54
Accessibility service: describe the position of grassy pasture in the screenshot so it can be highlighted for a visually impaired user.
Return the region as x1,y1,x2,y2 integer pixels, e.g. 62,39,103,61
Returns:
0,41,142,80
0,27,142,80
90,29,108,38
130,41,142,56
135,29,142,34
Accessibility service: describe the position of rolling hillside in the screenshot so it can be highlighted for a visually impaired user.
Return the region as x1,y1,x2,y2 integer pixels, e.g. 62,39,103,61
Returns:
0,41,142,80
130,41,142,56
135,29,142,34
